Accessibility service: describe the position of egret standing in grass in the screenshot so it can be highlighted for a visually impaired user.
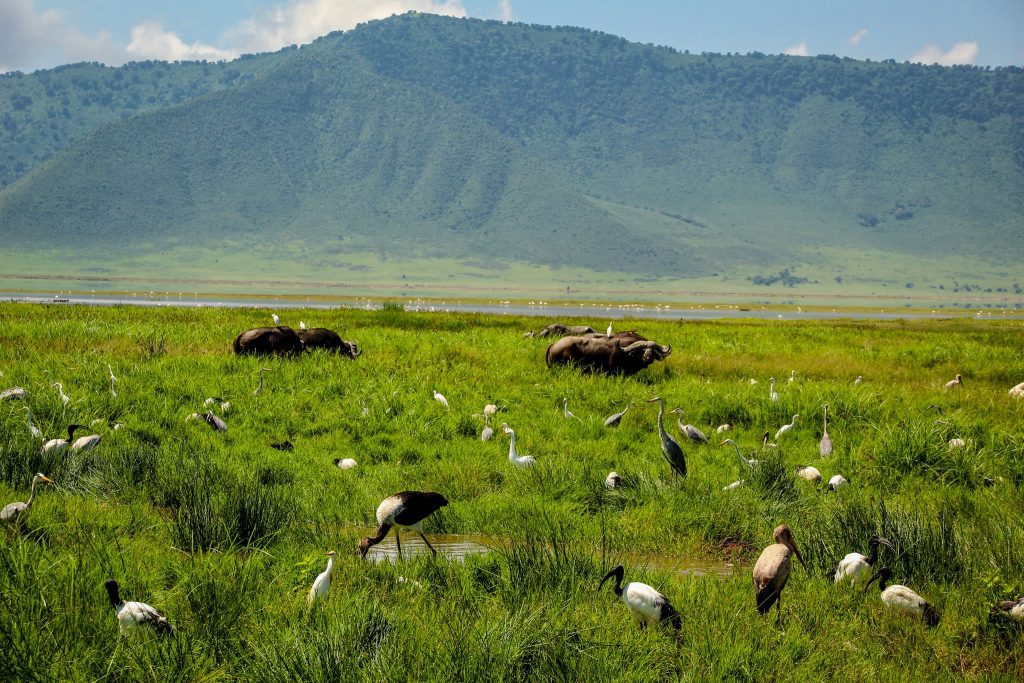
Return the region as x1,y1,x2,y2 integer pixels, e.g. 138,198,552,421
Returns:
107,364,117,398
603,402,634,428
668,408,708,444
307,551,336,605
864,567,940,627
769,378,779,403
433,389,449,410
944,373,963,390
358,491,449,559
753,524,805,616
775,415,799,441
271,313,281,326
832,535,892,585
501,424,536,469
253,367,270,396
562,398,582,422
53,382,70,406
647,398,686,480
820,404,833,456
598,565,681,630
1,473,53,524
22,406,42,439
104,579,174,635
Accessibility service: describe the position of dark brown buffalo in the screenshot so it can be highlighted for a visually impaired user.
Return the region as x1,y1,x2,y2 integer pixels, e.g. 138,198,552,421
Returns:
297,328,360,358
531,323,598,338
545,336,671,375
233,326,304,356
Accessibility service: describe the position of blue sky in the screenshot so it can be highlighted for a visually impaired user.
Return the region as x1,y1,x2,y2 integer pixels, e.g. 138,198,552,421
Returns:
2,0,1022,73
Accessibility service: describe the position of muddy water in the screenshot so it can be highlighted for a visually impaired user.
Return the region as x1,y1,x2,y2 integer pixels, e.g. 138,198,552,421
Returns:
364,532,734,578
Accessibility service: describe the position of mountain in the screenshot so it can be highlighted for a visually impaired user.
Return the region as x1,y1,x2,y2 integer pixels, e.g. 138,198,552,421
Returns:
1,13,1022,293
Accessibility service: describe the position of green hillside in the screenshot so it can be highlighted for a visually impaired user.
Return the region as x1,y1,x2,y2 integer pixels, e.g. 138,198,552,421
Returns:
1,13,1022,295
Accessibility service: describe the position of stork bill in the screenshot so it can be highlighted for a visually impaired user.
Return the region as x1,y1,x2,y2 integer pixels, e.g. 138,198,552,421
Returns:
358,491,448,559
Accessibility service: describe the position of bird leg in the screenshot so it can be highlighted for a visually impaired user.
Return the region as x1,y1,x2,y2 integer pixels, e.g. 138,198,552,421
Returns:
394,530,402,559
419,533,438,556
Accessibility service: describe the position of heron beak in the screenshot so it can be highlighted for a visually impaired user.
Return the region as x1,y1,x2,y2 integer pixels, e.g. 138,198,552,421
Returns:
718,440,728,446
40,475,53,484
645,397,660,403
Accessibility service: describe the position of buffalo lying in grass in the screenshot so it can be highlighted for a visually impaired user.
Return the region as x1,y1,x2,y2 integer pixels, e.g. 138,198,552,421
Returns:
545,335,671,375
233,326,304,357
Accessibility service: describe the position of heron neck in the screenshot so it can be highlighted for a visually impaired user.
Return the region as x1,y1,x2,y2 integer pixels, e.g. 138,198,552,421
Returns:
508,432,517,459
25,479,38,508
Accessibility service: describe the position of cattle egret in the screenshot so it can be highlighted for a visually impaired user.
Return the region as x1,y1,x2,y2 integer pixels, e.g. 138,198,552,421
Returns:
358,491,449,559
0,386,27,401
748,379,758,385
795,465,822,483
832,536,892,585
606,322,613,336
433,390,449,410
827,474,849,491
668,408,708,444
53,382,70,406
1,473,53,524
820,404,833,456
480,414,494,441
864,567,940,627
104,579,174,636
720,439,758,468
769,378,779,403
333,458,357,470
716,423,733,434
854,375,863,386
775,415,800,440
598,565,681,630
307,551,336,605
991,597,1024,621
603,402,634,428
562,398,582,422
647,398,686,480
107,364,117,397
1009,382,1024,398
253,367,271,396
22,407,43,439
299,321,307,330
42,424,84,454
271,313,280,326
788,370,796,384
605,471,622,489
501,424,536,469
753,524,805,615
943,373,963,390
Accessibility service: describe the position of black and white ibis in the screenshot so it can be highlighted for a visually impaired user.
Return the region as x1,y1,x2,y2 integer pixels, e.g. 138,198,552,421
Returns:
864,567,940,627
358,491,449,559
831,535,892,585
598,565,681,630
42,424,84,454
104,579,174,636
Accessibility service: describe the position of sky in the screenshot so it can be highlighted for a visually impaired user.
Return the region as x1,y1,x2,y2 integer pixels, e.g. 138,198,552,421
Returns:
2,0,1022,74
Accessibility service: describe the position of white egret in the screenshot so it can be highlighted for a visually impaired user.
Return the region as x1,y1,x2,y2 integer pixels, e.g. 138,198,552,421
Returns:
22,406,43,439
107,364,117,397
271,313,280,326
854,375,863,386
53,382,70,406
299,321,308,330
562,398,582,422
433,390,449,410
606,322,613,336
864,567,940,627
307,551,336,605
358,491,449,559
1,473,53,524
598,565,681,630
769,378,779,403
716,423,733,434
753,524,805,616
104,579,174,635
501,424,536,469
775,415,800,440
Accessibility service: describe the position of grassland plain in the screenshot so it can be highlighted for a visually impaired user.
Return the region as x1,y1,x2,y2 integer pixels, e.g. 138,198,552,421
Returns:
0,302,1023,681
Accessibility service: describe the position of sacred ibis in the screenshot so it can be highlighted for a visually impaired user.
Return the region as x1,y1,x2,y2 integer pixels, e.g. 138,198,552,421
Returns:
104,579,174,636
333,458,357,470
358,491,449,559
753,524,805,615
71,430,101,452
1,473,53,524
1009,382,1024,398
42,424,84,454
598,565,681,630
605,471,622,489
827,474,849,491
501,424,536,469
864,567,940,627
832,535,892,585
795,465,822,484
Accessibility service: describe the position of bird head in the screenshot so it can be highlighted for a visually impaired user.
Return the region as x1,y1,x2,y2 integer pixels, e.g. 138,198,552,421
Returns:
870,536,894,550
357,537,373,559
325,550,336,558
103,579,122,606
598,564,625,591
501,423,512,435
33,473,53,486
646,397,663,405
773,524,805,569
718,439,735,447
864,566,893,593
668,407,684,415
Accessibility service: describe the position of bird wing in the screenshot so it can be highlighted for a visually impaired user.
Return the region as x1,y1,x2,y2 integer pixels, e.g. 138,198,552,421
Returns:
1,502,28,521
819,434,833,456
833,554,868,582
753,545,790,613
123,601,174,634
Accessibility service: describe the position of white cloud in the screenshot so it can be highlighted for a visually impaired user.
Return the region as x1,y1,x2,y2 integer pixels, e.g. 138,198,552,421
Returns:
223,0,467,54
910,41,979,66
498,0,514,22
783,40,809,57
0,0,121,72
847,29,867,46
126,21,235,62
